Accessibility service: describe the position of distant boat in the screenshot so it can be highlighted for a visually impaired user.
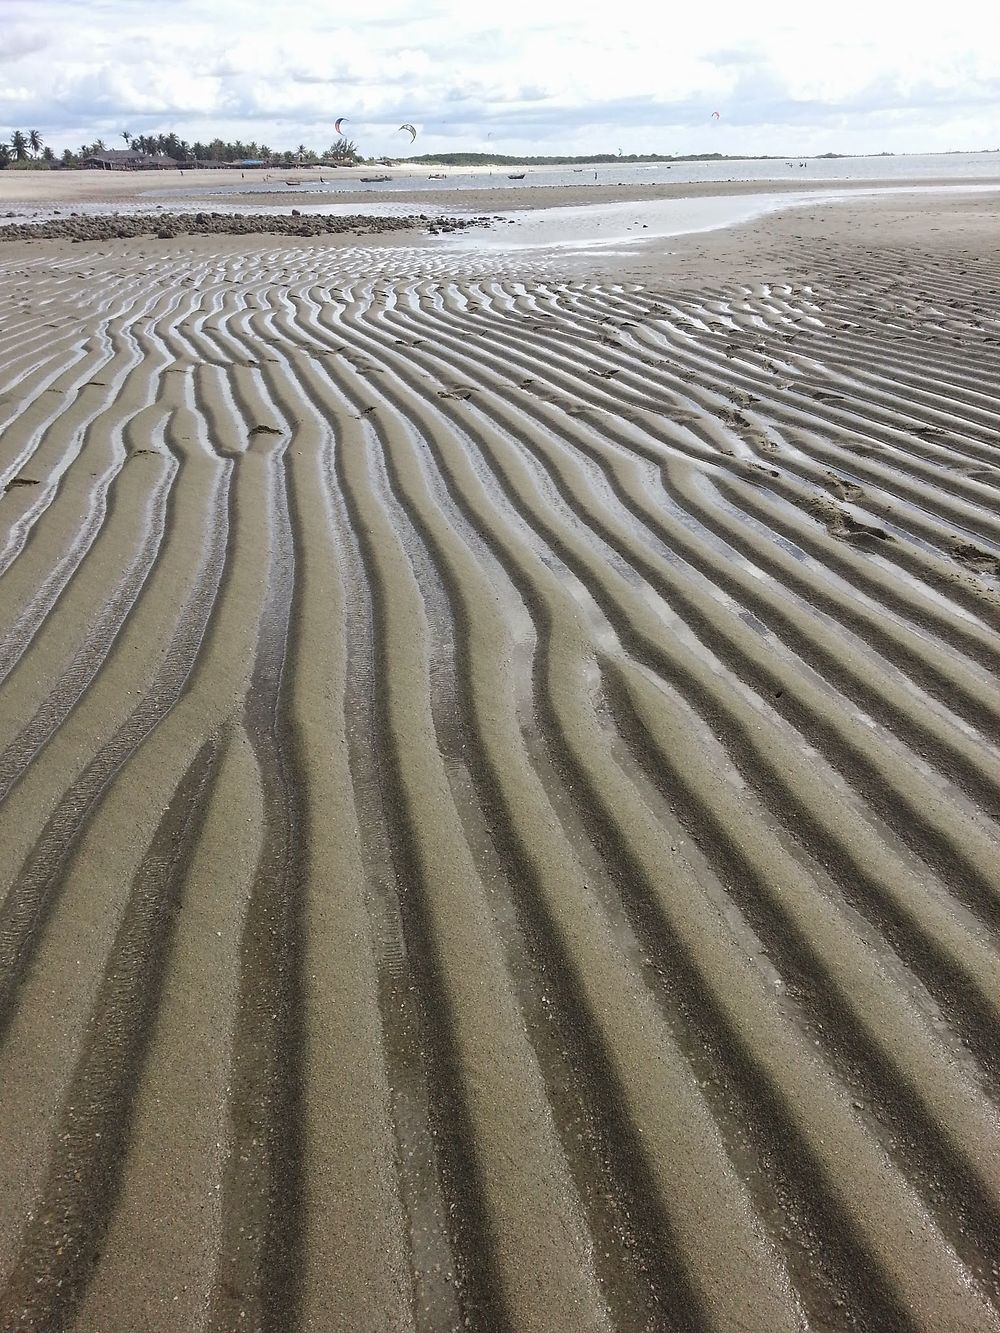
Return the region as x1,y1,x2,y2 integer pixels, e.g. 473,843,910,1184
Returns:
428,173,446,179
360,175,392,183
508,173,525,180
572,168,584,172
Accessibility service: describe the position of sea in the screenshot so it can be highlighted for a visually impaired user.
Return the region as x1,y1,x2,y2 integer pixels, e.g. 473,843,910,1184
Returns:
207,151,1000,200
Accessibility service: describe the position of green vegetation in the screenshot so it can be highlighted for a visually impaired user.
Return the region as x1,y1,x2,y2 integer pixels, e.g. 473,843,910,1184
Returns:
1,129,47,169
77,132,358,166
3,129,360,169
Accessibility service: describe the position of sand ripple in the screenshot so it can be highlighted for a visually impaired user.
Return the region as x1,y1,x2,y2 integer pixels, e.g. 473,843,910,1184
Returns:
1,241,999,1332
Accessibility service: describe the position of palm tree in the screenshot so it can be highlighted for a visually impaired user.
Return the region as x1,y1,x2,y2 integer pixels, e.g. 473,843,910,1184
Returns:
0,144,10,169
10,130,29,161
28,129,43,157
121,130,132,147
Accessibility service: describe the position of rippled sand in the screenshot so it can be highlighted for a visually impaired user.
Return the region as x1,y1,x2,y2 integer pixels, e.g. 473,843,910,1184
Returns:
1,196,999,1332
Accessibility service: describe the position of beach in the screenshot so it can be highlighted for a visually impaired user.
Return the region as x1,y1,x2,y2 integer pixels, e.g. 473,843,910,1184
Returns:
1,170,999,1331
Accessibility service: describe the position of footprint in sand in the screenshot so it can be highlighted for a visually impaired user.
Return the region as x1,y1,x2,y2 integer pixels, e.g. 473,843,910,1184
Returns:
806,496,892,544
823,472,865,502
950,541,1000,576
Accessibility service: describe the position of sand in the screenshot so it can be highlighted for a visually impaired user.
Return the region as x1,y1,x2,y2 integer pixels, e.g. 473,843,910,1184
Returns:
0,181,999,1332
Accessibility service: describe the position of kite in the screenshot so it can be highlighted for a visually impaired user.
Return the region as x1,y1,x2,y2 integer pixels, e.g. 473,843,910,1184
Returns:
398,123,417,142
711,111,720,119
335,117,348,134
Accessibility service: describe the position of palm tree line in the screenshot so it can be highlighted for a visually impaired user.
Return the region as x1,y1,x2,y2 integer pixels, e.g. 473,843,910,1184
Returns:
0,129,54,167
1,126,358,169
116,130,358,165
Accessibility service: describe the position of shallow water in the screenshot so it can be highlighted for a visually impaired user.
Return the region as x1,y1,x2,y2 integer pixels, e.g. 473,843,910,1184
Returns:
200,150,1000,200
438,184,1000,253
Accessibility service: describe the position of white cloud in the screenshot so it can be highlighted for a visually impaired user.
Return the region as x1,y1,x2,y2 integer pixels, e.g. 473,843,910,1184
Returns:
1,0,999,154
0,26,50,63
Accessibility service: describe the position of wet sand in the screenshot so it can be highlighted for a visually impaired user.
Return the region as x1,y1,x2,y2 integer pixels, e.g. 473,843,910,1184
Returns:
1,188,999,1331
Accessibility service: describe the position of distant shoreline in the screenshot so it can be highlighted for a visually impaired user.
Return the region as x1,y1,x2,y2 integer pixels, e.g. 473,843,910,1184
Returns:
403,149,1000,167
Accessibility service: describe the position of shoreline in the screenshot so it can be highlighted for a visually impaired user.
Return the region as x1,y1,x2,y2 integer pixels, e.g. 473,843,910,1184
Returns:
0,183,997,278
2,162,999,211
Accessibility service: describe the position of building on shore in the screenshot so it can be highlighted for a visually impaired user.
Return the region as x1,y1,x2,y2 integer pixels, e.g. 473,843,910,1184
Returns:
81,150,179,171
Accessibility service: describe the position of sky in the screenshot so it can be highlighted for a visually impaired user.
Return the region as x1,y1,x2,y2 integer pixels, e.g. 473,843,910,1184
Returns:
1,0,999,158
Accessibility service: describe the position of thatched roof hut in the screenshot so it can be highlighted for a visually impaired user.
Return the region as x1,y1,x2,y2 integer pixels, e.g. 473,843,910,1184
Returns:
81,150,177,171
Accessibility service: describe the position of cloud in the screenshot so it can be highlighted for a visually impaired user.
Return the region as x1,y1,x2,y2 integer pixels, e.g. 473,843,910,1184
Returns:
0,26,51,63
1,0,999,155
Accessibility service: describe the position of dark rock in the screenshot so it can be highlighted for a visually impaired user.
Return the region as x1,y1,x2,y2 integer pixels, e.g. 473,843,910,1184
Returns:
0,208,464,244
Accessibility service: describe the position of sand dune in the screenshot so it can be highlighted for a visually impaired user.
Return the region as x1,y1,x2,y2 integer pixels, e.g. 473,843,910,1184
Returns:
1,223,999,1332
